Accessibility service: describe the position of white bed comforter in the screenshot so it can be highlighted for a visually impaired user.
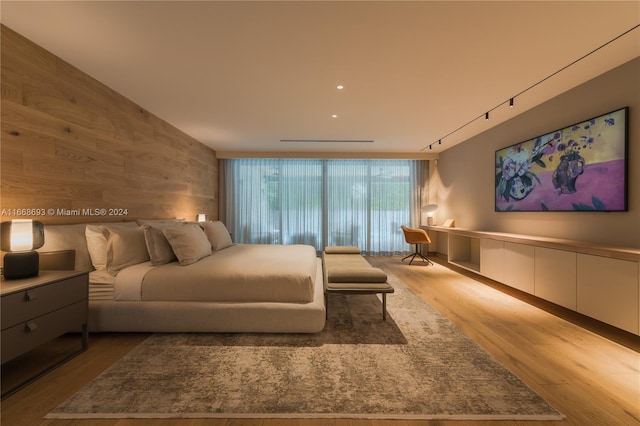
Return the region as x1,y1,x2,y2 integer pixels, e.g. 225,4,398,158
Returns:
114,244,317,303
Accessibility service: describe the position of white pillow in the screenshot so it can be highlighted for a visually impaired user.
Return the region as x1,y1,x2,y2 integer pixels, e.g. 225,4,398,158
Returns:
143,224,179,265
162,223,212,265
199,221,234,251
86,225,109,271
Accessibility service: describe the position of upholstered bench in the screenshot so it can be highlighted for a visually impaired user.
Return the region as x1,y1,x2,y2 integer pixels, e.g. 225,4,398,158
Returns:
322,246,394,320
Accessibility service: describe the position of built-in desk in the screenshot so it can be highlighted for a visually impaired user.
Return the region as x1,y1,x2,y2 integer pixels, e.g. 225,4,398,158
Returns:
422,226,640,335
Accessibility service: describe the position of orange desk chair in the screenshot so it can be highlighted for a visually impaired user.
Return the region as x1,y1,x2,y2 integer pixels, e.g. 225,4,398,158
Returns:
401,225,433,265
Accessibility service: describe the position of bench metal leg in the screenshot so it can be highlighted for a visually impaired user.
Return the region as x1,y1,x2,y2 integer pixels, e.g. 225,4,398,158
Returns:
382,293,387,321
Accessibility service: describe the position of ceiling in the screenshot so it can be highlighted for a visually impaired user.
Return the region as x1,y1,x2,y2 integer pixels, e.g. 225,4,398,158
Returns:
1,1,638,156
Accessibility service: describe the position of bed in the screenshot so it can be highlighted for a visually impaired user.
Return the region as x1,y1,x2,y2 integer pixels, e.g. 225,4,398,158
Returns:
37,220,326,333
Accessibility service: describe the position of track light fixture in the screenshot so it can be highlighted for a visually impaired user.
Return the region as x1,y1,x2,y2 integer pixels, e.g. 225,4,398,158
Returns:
419,24,638,153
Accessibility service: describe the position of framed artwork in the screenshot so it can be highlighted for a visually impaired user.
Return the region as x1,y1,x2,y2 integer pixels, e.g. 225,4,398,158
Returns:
495,107,628,212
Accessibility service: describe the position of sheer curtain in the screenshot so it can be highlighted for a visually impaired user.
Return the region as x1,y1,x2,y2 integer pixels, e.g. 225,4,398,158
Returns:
224,158,422,255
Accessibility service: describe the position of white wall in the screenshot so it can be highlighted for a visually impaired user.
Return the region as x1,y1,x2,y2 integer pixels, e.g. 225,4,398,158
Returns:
435,57,639,248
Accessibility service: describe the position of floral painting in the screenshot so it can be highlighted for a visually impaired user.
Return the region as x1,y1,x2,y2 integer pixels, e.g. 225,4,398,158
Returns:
495,107,628,212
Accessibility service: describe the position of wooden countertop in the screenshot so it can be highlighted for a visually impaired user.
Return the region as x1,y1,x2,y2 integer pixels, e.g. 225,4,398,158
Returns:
423,226,640,262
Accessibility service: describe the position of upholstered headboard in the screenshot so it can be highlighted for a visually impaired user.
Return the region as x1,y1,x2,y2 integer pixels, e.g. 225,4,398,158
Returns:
37,223,94,272
36,220,234,272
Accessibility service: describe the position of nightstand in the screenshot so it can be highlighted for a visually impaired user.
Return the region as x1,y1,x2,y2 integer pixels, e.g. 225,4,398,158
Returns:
1,270,89,398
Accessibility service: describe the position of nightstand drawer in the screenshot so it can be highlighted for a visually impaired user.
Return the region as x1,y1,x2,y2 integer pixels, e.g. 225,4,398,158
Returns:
1,275,88,330
1,300,87,363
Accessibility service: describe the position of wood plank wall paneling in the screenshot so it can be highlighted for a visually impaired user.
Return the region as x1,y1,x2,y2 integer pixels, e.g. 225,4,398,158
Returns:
0,25,218,226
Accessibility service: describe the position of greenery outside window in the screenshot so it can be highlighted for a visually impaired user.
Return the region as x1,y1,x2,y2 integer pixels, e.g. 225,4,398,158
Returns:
224,159,422,255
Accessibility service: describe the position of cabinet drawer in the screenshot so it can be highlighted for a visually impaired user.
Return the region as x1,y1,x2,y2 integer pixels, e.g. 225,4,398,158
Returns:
1,275,88,330
1,300,87,363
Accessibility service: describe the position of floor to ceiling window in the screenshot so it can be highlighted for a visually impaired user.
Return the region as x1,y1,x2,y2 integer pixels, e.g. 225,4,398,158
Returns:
223,158,423,255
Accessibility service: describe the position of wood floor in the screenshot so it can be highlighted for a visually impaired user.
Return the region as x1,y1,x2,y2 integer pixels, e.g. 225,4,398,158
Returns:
1,255,638,426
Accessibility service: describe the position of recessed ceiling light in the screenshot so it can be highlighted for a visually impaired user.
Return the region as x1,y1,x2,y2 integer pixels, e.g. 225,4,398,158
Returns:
336,85,344,90
331,114,338,118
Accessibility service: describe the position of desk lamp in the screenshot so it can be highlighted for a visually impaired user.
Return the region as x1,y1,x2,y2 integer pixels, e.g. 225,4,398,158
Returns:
422,204,438,226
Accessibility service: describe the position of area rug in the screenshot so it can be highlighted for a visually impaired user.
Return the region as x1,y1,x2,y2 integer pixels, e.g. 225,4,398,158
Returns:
47,269,563,420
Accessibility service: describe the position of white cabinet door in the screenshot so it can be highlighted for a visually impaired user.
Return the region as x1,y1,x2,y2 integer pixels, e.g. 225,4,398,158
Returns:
577,254,639,334
535,247,577,310
480,239,504,282
503,242,535,294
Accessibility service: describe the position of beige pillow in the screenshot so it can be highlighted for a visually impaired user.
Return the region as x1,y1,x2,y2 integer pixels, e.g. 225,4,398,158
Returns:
143,224,179,266
86,222,140,271
162,223,212,265
199,221,234,251
86,223,149,274
104,225,150,274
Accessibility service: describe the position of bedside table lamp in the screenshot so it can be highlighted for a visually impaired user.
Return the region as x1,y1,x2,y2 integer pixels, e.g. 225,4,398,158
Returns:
1,219,45,279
